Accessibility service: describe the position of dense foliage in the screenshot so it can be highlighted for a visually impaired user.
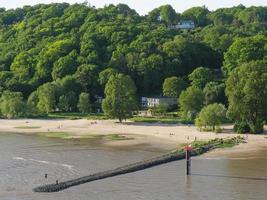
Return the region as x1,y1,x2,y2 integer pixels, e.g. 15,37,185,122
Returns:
0,3,266,132
102,74,137,122
195,103,226,132
163,76,186,98
226,60,267,134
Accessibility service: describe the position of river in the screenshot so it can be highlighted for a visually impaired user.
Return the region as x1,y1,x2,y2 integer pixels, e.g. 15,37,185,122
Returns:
0,133,266,200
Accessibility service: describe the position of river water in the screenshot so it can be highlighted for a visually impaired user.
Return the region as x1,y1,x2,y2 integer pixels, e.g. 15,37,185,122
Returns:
0,133,266,200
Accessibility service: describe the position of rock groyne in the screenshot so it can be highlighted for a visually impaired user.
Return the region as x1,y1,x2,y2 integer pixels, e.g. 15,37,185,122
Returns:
33,137,244,193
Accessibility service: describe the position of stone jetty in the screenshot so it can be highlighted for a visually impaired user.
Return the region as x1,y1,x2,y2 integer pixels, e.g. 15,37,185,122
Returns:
33,144,212,192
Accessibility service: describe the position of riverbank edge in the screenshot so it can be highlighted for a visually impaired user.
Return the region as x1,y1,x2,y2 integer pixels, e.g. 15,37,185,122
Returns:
33,137,245,193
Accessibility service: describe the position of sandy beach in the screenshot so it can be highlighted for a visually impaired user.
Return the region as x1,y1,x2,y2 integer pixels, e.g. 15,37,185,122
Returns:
0,119,266,154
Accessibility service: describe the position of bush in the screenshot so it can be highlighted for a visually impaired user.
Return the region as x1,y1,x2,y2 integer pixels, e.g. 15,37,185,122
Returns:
215,126,222,133
195,103,226,132
234,121,250,133
178,86,204,121
150,104,168,116
0,91,27,119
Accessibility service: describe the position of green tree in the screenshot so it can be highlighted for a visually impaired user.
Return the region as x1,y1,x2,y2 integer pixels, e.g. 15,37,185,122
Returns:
163,76,186,98
237,6,267,24
27,91,38,107
51,50,78,80
162,36,219,77
75,64,98,93
10,51,36,82
26,91,39,115
99,68,118,87
223,35,266,75
199,26,232,52
77,92,91,113
195,103,226,131
57,75,81,95
58,95,70,112
188,67,214,89
102,73,137,122
37,83,58,113
208,9,233,25
58,91,77,112
226,60,267,134
182,6,210,26
160,5,177,25
36,39,76,81
203,82,226,105
178,86,204,120
0,91,26,118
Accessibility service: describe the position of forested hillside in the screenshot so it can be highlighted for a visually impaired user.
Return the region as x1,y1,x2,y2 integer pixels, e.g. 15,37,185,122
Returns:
0,3,266,133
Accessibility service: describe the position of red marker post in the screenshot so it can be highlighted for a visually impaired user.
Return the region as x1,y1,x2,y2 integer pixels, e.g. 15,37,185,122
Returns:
184,145,193,175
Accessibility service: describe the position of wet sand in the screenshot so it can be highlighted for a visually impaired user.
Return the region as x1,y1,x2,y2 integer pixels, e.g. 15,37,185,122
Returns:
0,119,266,152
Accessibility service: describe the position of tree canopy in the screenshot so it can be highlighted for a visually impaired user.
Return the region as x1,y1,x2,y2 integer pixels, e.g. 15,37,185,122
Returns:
163,76,186,98
226,60,267,134
188,67,214,89
102,73,137,122
0,2,266,134
195,103,226,132
178,86,204,120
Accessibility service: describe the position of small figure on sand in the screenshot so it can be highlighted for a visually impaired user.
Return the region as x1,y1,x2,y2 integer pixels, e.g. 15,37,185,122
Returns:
45,173,48,179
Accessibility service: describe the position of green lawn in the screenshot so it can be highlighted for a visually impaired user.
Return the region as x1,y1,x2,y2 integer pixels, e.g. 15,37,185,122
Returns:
104,134,133,141
38,132,70,139
37,132,132,141
14,126,41,129
129,116,193,124
39,112,193,125
46,112,108,120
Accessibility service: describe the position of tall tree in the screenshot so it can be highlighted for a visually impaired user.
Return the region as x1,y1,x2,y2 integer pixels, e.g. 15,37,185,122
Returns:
77,92,91,113
203,82,226,105
188,67,214,89
102,74,137,122
0,91,26,118
37,83,58,113
182,6,210,26
99,68,118,87
163,76,186,98
195,103,226,131
223,35,266,75
226,60,267,134
160,5,177,25
178,86,204,120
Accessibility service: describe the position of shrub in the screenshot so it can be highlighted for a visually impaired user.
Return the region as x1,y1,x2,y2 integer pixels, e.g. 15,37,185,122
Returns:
196,103,226,132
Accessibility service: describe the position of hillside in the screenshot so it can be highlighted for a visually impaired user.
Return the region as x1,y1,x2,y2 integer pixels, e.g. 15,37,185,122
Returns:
0,3,266,133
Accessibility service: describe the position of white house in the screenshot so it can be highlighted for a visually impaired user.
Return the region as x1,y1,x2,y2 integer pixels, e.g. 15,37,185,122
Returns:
141,97,177,108
170,20,195,29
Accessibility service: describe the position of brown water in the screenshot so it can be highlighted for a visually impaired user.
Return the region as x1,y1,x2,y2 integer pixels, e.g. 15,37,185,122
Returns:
0,133,266,200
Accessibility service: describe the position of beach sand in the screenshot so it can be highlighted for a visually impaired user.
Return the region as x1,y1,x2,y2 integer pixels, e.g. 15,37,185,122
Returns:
0,119,266,154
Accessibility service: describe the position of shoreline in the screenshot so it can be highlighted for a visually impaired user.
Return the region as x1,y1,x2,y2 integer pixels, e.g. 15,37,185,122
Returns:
0,119,266,154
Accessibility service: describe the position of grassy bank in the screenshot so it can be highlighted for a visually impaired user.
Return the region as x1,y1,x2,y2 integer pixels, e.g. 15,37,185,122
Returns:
14,126,41,129
37,132,133,141
129,116,193,124
172,136,245,154
46,113,108,120
31,112,192,125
